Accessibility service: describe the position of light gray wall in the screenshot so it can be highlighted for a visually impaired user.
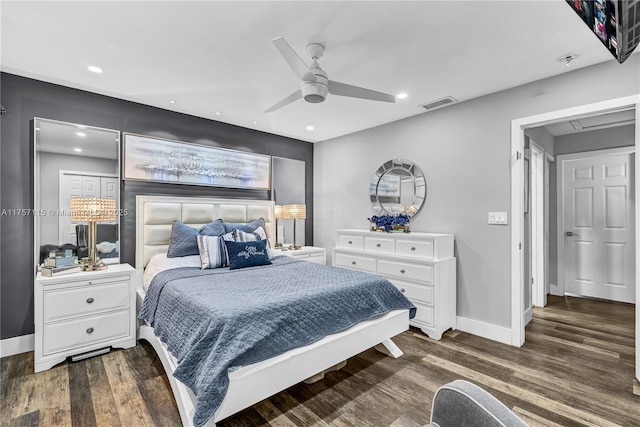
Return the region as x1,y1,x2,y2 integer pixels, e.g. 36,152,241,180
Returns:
38,152,117,245
314,55,639,329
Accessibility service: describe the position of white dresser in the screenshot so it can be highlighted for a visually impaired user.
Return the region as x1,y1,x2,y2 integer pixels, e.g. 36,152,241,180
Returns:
34,264,137,372
333,229,456,340
274,246,326,265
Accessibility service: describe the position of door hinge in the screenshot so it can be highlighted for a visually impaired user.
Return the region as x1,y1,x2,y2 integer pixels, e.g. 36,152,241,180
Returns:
519,243,522,249
517,151,522,160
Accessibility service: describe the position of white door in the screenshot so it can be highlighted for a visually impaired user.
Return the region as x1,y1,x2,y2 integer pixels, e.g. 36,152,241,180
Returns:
562,150,635,303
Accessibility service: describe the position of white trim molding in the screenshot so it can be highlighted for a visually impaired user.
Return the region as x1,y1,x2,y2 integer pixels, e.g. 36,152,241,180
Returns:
456,316,512,346
0,334,35,357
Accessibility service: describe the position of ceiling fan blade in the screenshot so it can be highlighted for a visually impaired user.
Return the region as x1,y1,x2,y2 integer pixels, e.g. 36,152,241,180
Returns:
328,81,396,103
264,89,302,113
272,36,317,82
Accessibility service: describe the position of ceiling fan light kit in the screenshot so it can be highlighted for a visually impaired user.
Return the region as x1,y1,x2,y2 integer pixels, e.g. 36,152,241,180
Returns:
266,36,395,112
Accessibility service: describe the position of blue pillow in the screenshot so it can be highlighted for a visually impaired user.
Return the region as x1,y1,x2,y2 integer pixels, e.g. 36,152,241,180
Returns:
224,239,272,270
222,218,265,234
167,221,200,258
200,219,225,236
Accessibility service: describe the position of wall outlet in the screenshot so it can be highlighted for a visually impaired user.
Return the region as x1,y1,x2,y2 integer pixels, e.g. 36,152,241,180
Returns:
488,212,508,225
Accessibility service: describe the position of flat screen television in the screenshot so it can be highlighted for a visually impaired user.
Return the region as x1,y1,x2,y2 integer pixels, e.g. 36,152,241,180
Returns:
566,0,640,63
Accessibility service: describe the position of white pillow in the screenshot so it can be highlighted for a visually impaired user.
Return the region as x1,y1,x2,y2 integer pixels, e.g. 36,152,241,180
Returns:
197,235,229,269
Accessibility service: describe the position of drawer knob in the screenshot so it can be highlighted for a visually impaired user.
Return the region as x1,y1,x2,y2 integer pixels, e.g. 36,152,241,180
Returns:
376,243,381,247
400,288,405,293
400,269,406,274
352,261,356,265
86,327,94,334
348,240,352,244
410,246,416,251
86,297,94,304
88,281,93,285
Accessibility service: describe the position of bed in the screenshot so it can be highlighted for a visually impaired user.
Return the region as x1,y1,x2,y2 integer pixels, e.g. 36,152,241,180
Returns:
135,195,414,427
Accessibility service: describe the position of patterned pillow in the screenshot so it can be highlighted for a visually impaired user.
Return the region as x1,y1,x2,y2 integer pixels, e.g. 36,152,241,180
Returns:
222,218,265,234
196,235,228,269
167,221,200,258
224,239,272,270
200,219,225,236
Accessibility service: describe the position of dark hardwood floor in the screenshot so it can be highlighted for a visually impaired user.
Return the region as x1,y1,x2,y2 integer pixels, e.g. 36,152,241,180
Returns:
2,295,637,426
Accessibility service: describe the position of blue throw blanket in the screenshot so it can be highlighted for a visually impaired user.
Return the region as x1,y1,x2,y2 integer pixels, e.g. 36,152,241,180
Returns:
138,256,415,426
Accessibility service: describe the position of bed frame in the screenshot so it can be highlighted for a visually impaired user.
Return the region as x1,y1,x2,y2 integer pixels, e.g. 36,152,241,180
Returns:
135,195,409,427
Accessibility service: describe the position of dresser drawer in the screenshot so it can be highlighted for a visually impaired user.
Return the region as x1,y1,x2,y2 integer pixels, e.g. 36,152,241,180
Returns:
337,234,364,251
412,302,434,327
364,236,395,255
43,310,130,356
334,252,376,273
44,280,130,322
378,260,433,283
396,239,434,259
389,279,433,305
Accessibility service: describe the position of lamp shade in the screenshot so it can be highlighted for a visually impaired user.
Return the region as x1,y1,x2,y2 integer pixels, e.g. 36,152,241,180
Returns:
285,204,306,220
274,205,287,220
70,198,117,222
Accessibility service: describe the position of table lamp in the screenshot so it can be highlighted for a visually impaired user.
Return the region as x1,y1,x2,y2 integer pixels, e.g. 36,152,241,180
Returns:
285,204,306,250
70,197,117,271
274,205,288,248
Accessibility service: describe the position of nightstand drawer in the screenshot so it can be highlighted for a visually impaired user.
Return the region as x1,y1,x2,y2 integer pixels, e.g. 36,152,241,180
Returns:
378,260,433,283
337,235,364,250
364,236,395,255
390,279,434,305
294,253,325,264
334,253,376,273
396,239,434,259
43,310,130,356
44,280,130,322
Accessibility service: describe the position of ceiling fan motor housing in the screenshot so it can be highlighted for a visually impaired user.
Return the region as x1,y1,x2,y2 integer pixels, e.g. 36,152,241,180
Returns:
302,66,328,103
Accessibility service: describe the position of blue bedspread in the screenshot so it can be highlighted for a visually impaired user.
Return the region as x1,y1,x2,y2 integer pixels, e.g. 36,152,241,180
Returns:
138,256,415,426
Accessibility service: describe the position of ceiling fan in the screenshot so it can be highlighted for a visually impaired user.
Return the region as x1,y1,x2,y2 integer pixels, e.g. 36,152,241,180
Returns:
265,36,396,113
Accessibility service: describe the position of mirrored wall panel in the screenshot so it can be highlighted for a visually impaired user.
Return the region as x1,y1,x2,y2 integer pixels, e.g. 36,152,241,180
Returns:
272,157,305,247
35,118,121,267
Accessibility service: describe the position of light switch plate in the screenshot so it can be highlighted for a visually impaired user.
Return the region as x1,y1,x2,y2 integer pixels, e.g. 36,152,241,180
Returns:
488,212,508,225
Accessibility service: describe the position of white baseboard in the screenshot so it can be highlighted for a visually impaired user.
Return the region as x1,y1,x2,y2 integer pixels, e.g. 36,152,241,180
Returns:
456,316,512,346
549,283,563,296
524,307,533,325
0,334,34,357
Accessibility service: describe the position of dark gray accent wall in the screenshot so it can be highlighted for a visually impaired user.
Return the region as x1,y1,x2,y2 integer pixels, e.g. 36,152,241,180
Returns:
0,72,313,340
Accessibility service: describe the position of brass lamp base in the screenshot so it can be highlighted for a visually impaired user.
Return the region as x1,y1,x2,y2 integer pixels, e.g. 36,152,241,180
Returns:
288,244,302,250
79,257,108,271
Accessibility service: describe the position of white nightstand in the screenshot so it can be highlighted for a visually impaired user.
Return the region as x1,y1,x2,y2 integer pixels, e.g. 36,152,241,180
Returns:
34,263,137,373
274,246,326,265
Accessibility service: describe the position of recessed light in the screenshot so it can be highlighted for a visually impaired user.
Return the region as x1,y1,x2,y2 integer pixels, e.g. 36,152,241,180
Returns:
253,121,259,124
306,125,315,131
397,93,408,99
169,100,176,104
76,132,86,137
87,65,103,74
558,53,580,67
73,148,82,152
215,112,221,115
35,127,40,131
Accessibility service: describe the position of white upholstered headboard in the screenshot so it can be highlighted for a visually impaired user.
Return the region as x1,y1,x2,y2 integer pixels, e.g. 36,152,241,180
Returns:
136,195,275,268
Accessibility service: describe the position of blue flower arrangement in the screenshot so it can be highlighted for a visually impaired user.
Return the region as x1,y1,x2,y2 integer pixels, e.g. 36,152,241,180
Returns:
368,214,410,233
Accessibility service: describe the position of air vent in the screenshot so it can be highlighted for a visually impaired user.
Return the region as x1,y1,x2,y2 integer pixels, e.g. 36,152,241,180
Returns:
420,96,458,111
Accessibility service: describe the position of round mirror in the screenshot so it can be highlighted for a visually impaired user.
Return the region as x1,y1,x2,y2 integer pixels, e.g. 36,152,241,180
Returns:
369,159,426,218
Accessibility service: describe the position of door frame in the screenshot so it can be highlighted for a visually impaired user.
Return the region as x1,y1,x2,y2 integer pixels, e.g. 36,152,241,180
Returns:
530,141,545,309
509,94,640,382
556,147,635,297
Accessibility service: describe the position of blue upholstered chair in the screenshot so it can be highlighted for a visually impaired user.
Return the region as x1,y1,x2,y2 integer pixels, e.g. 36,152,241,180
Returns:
428,380,528,427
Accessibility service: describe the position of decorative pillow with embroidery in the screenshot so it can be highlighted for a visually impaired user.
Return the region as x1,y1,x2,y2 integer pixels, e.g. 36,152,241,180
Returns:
224,239,272,270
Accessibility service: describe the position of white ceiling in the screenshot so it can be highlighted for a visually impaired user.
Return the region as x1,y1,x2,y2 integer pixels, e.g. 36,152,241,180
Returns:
0,1,626,143
544,109,636,136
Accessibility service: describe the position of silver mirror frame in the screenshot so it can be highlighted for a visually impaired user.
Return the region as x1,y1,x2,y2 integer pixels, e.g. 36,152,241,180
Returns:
369,158,426,218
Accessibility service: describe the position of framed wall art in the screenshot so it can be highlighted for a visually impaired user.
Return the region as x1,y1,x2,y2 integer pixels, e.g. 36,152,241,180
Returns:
123,133,271,190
